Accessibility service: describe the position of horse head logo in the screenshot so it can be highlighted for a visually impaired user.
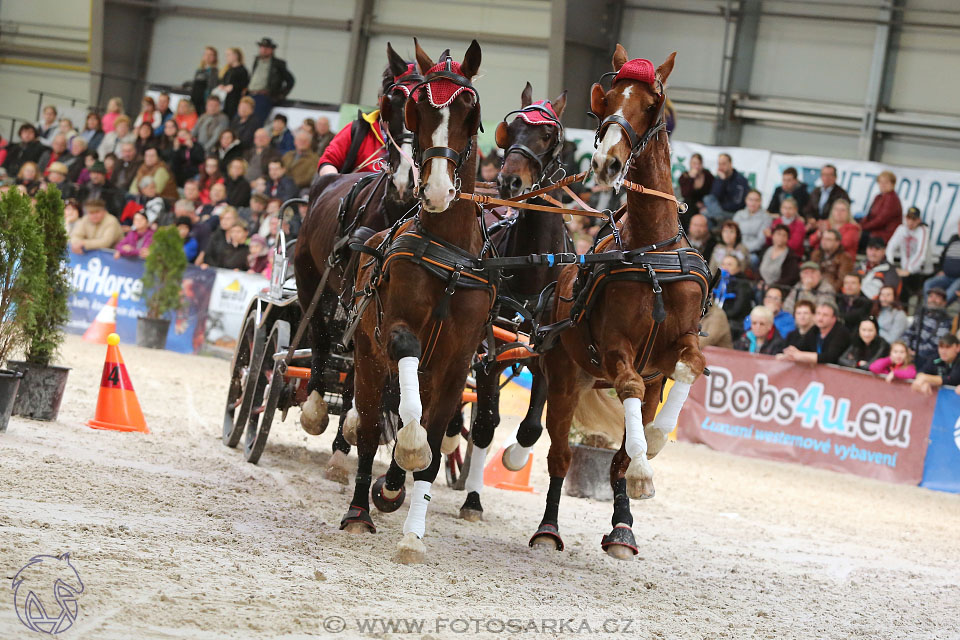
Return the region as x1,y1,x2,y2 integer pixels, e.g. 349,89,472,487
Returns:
11,553,84,634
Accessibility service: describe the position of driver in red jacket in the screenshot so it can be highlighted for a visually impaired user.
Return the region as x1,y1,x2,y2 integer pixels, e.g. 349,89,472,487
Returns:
317,109,386,176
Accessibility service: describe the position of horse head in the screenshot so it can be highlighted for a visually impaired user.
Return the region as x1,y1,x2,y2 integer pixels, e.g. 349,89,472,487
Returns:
405,38,482,213
590,45,675,186
12,552,84,633
380,42,421,201
495,83,567,199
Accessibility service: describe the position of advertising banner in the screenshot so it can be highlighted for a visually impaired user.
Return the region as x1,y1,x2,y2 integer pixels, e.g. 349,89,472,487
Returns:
679,347,936,485
66,250,216,354
920,389,960,494
205,269,269,351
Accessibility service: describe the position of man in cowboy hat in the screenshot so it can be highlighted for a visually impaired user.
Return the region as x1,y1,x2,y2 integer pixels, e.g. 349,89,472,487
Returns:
248,37,295,127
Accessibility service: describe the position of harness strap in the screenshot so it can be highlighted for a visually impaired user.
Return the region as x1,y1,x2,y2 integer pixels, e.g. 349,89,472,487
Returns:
458,192,608,218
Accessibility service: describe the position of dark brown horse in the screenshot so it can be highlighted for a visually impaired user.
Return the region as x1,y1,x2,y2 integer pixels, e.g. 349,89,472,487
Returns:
340,40,492,564
532,47,708,559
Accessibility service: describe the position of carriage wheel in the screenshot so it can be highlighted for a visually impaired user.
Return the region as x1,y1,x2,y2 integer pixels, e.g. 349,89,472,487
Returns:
222,311,265,447
244,320,290,464
446,402,475,489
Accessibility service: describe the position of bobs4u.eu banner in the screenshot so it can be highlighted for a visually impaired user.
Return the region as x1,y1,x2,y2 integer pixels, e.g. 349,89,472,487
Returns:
679,348,936,485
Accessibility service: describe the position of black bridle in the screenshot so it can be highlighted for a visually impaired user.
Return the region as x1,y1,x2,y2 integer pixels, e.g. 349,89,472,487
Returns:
591,71,667,164
381,72,422,172
500,103,564,187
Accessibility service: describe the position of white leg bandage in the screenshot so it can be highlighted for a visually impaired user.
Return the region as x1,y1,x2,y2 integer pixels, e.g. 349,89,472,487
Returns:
397,357,422,428
402,480,433,538
464,445,487,494
653,381,692,435
623,397,647,460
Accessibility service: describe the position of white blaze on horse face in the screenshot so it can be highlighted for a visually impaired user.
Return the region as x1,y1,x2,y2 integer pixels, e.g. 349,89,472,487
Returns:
392,138,414,196
592,86,632,186
421,107,456,212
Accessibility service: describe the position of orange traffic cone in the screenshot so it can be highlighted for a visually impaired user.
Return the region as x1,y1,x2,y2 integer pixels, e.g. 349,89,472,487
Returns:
484,446,534,492
83,293,118,343
87,333,148,434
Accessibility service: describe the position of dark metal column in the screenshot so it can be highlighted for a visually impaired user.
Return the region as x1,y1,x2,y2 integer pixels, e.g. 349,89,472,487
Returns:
714,0,759,146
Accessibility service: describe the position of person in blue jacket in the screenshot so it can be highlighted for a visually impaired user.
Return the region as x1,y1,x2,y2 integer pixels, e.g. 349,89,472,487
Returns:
700,152,750,229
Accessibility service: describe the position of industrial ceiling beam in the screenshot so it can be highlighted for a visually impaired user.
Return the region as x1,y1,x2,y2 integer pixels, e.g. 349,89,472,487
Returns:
342,0,374,104
857,0,900,160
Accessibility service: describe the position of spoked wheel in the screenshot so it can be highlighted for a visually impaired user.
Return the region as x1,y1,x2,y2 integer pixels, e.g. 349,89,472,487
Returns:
446,402,475,488
244,320,290,464
223,312,265,447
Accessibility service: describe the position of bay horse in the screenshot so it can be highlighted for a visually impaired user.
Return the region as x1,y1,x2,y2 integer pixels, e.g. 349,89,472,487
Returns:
340,40,493,564
532,47,710,559
293,43,420,480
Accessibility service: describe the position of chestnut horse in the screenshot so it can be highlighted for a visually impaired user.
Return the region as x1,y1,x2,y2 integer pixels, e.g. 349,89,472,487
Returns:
341,41,494,564
532,47,709,559
293,43,420,479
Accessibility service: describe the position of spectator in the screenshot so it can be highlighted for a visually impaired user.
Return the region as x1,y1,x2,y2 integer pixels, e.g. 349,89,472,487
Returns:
38,134,71,176
133,122,155,158
678,153,713,228
903,287,953,372
133,96,161,130
923,218,960,304
98,115,134,160
249,37,295,127
836,273,873,331
176,215,199,262
699,303,733,350
194,96,229,153
804,164,850,220
217,47,250,119
174,99,199,132
191,46,220,114
767,167,810,215
857,237,901,300
121,175,167,227
839,318,889,371
300,118,321,153
887,206,931,304
263,159,298,202
478,155,499,183
64,136,89,182
101,97,124,133
686,214,716,265
784,299,818,351
182,178,203,209
766,196,805,257
869,341,916,382
218,224,251,271
197,156,224,204
203,183,229,219
778,301,850,365
247,234,270,274
70,199,122,253
808,228,853,291
244,127,281,182
230,97,258,150
16,162,41,195
214,128,243,173
223,158,251,207
84,161,122,217
859,170,902,249
282,130,320,189
155,118,179,166
875,285,909,344
80,112,105,155
153,92,174,135
719,255,754,338
315,117,334,155
238,192,268,231
702,153,749,227
709,221,750,273
2,124,44,176
63,198,82,235
911,333,960,395
810,199,861,259
114,210,154,259
270,114,295,154
171,127,204,186
732,189,769,260
783,262,835,313
36,105,58,144
744,286,795,338
735,305,786,355
759,225,800,289
46,162,79,200
199,206,239,266
129,147,177,199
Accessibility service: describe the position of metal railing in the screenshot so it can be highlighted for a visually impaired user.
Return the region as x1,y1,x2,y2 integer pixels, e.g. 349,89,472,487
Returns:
27,89,87,120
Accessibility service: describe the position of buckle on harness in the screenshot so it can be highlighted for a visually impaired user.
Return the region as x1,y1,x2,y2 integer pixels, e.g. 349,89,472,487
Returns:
445,265,463,295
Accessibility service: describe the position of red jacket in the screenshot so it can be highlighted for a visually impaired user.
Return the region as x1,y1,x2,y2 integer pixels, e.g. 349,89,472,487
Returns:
861,191,902,242
769,215,806,257
317,111,385,173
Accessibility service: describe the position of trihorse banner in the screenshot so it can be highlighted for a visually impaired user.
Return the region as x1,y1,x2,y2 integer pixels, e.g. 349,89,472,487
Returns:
679,347,936,485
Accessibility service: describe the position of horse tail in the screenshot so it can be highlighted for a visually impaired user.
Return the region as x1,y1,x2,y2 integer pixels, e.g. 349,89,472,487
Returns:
572,389,624,448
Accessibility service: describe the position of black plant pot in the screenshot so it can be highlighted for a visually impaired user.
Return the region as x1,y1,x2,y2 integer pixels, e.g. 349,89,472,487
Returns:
136,317,171,349
0,369,24,433
565,443,617,500
8,361,71,421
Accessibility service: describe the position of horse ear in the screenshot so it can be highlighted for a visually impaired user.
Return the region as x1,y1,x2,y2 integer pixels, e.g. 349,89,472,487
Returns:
521,82,533,108
414,38,433,74
590,83,606,119
552,90,568,119
461,39,482,79
612,43,628,71
386,42,408,78
495,121,510,149
404,97,418,133
656,51,677,85
379,94,392,126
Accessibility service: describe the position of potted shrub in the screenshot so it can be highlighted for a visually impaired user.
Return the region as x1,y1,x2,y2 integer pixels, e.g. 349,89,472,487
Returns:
0,188,45,432
138,225,186,349
565,389,623,500
9,184,73,421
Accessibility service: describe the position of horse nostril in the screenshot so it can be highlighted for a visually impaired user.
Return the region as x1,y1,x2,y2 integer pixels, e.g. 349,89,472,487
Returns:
609,158,622,175
447,188,456,197
591,158,600,172
509,176,523,191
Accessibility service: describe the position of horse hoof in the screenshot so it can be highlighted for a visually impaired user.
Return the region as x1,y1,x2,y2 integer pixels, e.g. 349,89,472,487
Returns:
528,524,564,551
394,422,432,472
324,450,351,485
343,522,371,534
395,532,426,564
645,423,669,459
601,523,639,560
342,408,360,446
626,458,656,500
300,391,329,435
458,491,483,522
339,506,376,533
605,544,635,560
440,430,460,455
502,443,531,471
371,475,406,513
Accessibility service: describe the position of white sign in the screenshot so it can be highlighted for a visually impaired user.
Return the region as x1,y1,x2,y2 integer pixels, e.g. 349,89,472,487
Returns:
205,268,269,349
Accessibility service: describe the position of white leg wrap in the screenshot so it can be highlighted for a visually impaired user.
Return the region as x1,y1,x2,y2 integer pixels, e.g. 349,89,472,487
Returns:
623,397,647,460
654,380,692,434
397,356,422,428
402,480,432,538
464,445,487,494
